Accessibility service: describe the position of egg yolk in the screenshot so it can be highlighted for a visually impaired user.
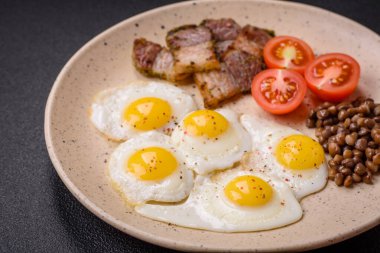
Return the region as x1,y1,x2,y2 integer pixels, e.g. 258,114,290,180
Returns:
126,147,177,181
123,97,172,131
224,175,273,207
183,110,229,138
275,134,325,170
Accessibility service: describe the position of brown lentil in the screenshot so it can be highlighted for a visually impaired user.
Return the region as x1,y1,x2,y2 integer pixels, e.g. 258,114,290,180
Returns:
358,127,370,136
374,105,380,116
317,109,330,120
335,173,344,186
341,167,352,176
343,149,353,159
363,173,372,184
338,110,350,121
344,175,353,187
336,132,346,146
354,163,366,176
306,96,380,187
368,141,377,148
336,101,351,110
355,138,367,151
365,118,375,129
352,149,363,158
373,153,380,165
327,106,338,115
366,160,378,173
328,167,337,180
345,133,357,146
328,142,341,157
352,156,362,165
352,173,362,183
306,118,315,128
365,148,375,159
333,154,344,163
341,158,355,169
349,122,359,132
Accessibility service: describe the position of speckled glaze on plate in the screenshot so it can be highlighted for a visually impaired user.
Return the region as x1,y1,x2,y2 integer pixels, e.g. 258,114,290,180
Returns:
45,0,380,251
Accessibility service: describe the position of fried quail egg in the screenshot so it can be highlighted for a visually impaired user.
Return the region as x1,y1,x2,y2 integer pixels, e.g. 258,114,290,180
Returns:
90,81,197,141
241,114,328,200
135,167,302,232
108,131,194,205
171,108,251,175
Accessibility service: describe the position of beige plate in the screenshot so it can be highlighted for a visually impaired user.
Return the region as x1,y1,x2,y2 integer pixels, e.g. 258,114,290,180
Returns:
45,0,380,251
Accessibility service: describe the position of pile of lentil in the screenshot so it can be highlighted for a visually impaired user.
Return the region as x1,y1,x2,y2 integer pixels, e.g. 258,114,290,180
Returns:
306,97,380,187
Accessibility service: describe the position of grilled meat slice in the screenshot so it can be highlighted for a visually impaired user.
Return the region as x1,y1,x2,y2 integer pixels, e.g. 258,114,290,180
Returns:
192,23,271,108
194,63,239,108
166,25,220,74
240,25,274,48
233,25,274,57
133,38,190,82
133,38,162,75
195,49,263,108
201,18,241,41
172,41,220,74
166,25,212,48
214,40,234,59
133,21,274,109
151,47,173,79
222,49,263,93
151,48,189,81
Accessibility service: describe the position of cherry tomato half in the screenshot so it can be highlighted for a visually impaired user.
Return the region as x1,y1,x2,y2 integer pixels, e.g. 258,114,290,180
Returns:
263,36,315,74
304,53,360,102
251,69,307,115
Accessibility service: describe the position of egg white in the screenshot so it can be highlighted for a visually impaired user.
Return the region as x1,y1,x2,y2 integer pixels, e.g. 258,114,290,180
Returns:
90,81,197,141
135,167,303,232
171,109,252,175
108,131,194,205
241,114,328,200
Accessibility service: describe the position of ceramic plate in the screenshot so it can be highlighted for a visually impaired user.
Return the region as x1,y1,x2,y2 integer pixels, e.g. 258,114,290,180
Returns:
45,0,380,251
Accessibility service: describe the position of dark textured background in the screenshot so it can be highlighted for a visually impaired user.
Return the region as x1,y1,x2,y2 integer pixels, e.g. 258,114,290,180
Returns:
0,0,379,252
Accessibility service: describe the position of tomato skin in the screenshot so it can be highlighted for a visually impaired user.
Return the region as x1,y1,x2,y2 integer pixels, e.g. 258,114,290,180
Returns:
304,53,360,102
251,69,307,115
263,36,315,74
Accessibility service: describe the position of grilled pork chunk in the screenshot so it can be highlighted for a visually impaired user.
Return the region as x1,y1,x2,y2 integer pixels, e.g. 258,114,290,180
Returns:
194,49,262,108
133,38,189,81
133,38,162,75
233,25,273,57
194,63,239,109
223,49,262,93
214,40,234,58
166,25,220,74
133,19,275,109
201,18,241,41
194,24,273,108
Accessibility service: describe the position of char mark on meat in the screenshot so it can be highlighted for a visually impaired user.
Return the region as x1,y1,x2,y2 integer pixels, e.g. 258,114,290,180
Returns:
194,48,263,108
222,49,263,93
194,63,240,109
166,25,212,49
233,25,274,57
214,40,234,59
172,41,220,74
133,38,190,82
133,38,162,75
201,18,241,41
166,25,220,75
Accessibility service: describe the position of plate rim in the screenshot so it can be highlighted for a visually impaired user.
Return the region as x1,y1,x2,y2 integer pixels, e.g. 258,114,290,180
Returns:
44,0,380,251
